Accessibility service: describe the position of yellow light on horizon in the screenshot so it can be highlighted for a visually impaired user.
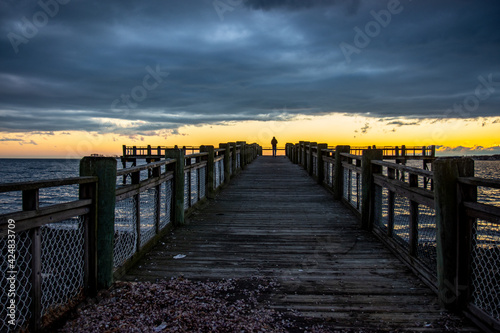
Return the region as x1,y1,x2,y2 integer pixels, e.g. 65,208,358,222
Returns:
0,114,499,158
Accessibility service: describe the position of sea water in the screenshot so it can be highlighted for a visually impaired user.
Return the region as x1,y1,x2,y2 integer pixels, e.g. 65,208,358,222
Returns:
0,158,499,212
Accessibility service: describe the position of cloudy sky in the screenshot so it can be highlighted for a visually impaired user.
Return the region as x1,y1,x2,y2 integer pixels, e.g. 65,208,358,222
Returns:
1,0,499,156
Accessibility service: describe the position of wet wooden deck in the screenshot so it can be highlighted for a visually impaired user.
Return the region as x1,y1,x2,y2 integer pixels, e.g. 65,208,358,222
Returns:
121,156,477,331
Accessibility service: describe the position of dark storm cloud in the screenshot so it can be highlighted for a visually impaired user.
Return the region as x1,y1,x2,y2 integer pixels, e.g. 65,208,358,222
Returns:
243,0,361,14
0,0,499,134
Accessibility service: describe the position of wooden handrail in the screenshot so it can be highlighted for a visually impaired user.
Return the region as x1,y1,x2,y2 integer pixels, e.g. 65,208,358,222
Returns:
0,176,97,193
372,160,434,179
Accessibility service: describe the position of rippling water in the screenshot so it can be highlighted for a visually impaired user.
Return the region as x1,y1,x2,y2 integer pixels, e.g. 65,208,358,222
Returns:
1,158,499,214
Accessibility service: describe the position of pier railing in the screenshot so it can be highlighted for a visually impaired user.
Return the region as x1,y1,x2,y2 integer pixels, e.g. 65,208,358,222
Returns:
0,177,98,332
0,141,259,332
287,142,499,333
456,176,500,331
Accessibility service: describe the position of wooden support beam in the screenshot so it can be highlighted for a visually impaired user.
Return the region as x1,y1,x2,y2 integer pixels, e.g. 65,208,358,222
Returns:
317,144,328,184
200,145,215,199
165,149,185,227
433,157,474,310
80,157,117,290
361,149,383,230
334,145,350,200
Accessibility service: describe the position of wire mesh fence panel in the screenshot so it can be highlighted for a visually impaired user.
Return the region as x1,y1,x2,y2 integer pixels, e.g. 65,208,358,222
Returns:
323,161,328,185
199,167,206,200
114,197,137,268
190,168,199,206
214,160,224,189
374,186,389,230
417,204,437,274
140,188,157,248
393,193,410,249
184,171,190,211
41,217,85,321
327,162,334,187
354,174,361,210
343,169,360,210
0,230,32,332
160,179,173,229
343,168,349,202
470,219,500,323
214,161,219,189
220,160,225,184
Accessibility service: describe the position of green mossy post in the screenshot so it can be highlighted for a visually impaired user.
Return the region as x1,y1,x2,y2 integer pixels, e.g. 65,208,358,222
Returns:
298,141,304,165
302,141,309,169
200,145,215,199
433,157,474,310
317,144,328,184
361,149,383,230
237,141,246,169
80,157,117,290
166,149,185,227
230,142,237,175
334,145,350,200
221,143,231,184
308,142,317,176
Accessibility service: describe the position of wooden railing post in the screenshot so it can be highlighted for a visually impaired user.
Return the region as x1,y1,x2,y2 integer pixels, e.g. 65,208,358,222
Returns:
361,149,383,230
221,143,231,184
308,142,317,176
200,145,215,199
433,157,474,310
302,141,309,169
298,141,304,166
237,141,246,169
457,170,477,310
230,142,237,175
80,157,117,290
317,144,328,184
334,145,350,200
23,188,41,331
408,174,419,257
79,180,98,297
166,149,185,227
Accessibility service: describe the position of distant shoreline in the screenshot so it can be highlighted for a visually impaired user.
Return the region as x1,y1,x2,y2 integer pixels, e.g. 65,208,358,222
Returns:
469,154,500,161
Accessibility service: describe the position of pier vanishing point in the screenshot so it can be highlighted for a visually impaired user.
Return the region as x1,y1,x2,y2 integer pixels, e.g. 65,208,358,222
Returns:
1,142,499,332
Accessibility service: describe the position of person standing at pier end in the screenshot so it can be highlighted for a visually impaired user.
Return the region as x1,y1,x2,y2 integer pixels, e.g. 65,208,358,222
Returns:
271,137,278,157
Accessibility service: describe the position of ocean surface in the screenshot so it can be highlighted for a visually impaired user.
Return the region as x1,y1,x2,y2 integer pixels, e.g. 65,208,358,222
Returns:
0,158,499,215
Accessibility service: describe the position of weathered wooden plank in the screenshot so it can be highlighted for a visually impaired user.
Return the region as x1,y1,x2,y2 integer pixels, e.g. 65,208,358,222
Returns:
121,156,478,332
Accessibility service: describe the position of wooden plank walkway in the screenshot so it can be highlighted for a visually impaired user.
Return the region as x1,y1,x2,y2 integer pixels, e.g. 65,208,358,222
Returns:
121,156,477,331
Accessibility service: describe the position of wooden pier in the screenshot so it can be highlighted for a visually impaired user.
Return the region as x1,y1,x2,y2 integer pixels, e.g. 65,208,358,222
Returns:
2,142,498,332
121,156,477,331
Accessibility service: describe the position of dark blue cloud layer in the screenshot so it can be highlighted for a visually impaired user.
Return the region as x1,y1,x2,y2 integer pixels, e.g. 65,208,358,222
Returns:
1,0,499,134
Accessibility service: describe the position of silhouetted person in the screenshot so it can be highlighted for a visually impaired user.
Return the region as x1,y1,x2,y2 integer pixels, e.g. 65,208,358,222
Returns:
271,137,278,157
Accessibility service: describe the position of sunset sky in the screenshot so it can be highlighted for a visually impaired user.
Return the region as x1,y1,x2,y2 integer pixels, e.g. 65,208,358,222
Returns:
1,0,499,158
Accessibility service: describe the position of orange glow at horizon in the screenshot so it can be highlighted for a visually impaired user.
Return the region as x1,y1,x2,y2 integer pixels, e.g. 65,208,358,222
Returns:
0,114,499,158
